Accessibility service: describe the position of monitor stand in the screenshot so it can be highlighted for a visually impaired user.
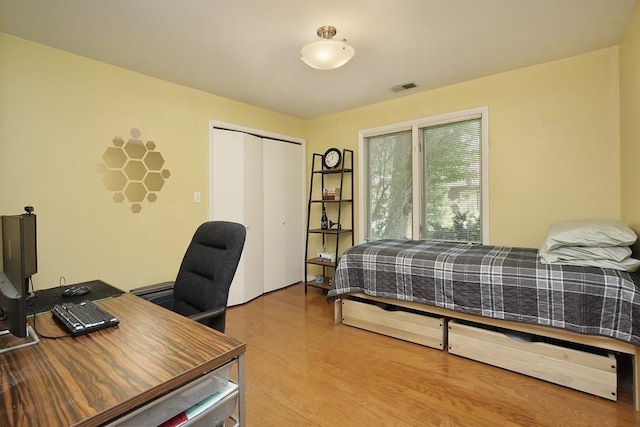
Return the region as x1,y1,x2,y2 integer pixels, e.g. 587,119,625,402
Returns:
0,325,40,355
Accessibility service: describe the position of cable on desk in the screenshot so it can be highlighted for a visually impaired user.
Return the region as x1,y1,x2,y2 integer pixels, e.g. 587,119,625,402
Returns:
28,306,72,339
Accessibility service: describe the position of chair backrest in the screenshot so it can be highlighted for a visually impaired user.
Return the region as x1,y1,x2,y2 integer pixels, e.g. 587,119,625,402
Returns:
172,221,246,332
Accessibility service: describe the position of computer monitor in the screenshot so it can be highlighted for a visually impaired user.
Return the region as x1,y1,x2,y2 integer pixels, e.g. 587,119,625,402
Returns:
0,213,37,339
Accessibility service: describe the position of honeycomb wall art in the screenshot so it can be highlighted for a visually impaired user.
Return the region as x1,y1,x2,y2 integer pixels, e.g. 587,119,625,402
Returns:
95,128,171,213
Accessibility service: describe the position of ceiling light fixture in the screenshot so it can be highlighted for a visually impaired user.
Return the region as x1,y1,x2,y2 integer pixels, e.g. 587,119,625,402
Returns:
300,26,355,70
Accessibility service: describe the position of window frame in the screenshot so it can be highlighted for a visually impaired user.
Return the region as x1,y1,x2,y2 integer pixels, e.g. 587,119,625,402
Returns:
358,106,490,244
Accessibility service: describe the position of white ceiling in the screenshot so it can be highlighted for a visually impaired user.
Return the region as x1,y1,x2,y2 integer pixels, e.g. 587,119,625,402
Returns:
0,0,636,119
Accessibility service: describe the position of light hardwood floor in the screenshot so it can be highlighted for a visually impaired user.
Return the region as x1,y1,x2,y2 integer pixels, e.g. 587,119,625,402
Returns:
225,284,640,426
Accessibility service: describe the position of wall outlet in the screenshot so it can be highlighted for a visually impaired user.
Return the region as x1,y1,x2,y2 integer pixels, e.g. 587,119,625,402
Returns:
193,191,201,203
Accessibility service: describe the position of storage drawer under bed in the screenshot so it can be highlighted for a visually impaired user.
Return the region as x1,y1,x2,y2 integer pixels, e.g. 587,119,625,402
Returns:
448,320,617,400
341,298,445,349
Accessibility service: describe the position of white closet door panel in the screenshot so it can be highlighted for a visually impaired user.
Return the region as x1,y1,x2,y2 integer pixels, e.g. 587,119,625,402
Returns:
242,136,264,302
263,139,303,292
283,142,303,285
211,129,263,306
262,139,287,292
211,129,244,306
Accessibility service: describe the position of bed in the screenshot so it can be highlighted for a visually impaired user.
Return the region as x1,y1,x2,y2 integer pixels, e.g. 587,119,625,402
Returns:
328,238,640,408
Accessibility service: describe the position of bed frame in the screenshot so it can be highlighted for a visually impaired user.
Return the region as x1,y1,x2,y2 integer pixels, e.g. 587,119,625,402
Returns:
333,292,640,410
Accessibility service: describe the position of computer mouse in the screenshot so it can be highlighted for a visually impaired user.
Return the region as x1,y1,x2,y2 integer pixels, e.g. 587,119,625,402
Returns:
61,286,91,297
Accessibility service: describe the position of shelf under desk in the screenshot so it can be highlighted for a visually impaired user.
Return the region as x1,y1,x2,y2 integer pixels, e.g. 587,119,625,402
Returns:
0,292,246,426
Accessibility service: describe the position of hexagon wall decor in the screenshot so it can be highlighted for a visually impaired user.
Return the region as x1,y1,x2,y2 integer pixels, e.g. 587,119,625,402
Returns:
96,128,171,213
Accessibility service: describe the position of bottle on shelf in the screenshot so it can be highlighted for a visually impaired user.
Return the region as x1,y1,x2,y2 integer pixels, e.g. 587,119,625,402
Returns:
321,205,328,230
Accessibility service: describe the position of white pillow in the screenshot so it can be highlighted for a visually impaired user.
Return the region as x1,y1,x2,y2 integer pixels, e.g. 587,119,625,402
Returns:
539,254,640,272
539,245,632,262
543,219,637,251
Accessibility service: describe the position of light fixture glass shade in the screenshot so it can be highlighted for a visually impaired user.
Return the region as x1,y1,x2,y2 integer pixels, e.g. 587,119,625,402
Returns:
300,39,355,70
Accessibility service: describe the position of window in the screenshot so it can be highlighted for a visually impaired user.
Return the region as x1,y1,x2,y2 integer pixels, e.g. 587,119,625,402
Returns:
360,107,489,244
365,129,413,240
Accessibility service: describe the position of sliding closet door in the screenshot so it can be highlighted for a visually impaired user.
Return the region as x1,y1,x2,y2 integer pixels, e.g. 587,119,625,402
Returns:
280,140,303,287
262,139,304,292
211,129,264,306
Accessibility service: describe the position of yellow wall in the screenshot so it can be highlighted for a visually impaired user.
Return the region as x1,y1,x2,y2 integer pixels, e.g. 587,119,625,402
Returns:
0,29,629,290
621,1,640,251
306,48,622,248
0,33,305,290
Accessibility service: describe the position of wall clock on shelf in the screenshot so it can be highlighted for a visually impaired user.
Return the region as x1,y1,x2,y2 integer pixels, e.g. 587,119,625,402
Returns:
323,148,342,170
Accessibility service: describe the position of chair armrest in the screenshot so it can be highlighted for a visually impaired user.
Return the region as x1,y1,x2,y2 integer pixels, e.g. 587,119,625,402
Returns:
130,281,174,297
131,281,175,309
188,306,226,323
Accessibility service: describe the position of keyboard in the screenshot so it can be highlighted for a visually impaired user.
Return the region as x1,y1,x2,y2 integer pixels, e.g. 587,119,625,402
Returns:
51,300,119,336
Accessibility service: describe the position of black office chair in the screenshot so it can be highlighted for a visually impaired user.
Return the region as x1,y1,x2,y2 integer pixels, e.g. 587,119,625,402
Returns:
132,221,246,333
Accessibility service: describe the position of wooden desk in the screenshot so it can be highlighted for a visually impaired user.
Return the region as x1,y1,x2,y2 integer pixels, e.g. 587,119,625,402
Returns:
0,293,246,426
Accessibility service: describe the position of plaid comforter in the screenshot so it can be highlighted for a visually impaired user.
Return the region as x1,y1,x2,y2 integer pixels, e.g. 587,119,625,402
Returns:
328,239,640,345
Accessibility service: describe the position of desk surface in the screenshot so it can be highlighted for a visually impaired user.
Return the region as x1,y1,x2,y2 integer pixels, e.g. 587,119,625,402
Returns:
0,293,246,426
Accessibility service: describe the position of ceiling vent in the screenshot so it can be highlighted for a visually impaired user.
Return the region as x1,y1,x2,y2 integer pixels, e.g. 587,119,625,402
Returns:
390,82,418,93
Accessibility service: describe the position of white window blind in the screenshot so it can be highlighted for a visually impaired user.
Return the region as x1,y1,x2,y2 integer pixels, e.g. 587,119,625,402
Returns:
365,130,412,240
420,117,482,242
